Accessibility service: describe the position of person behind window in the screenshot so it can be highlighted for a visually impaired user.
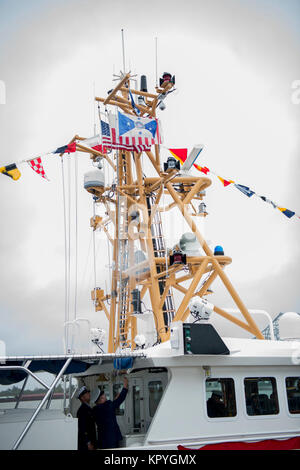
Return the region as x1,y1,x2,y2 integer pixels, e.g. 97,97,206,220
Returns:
92,376,128,449
76,386,97,451
207,391,226,417
292,379,300,397
250,393,261,415
226,388,236,416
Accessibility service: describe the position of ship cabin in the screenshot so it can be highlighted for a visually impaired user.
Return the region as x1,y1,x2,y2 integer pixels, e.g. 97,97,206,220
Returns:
0,332,299,450
70,335,300,450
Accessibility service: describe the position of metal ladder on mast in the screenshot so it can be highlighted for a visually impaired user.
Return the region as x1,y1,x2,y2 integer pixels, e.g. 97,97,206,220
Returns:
147,195,176,327
116,191,131,349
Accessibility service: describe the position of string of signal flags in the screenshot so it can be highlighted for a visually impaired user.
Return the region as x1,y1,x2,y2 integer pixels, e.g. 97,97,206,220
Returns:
167,147,299,221
0,138,298,221
0,137,106,181
0,142,77,182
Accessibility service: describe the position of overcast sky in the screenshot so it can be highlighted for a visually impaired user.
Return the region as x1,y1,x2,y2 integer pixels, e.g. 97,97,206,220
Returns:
0,0,300,355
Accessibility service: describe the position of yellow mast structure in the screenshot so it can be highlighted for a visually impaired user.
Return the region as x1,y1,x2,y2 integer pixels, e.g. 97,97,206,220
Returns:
74,72,264,352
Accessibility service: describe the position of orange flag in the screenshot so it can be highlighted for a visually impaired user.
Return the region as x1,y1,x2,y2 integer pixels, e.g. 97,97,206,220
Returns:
217,176,235,187
194,164,210,175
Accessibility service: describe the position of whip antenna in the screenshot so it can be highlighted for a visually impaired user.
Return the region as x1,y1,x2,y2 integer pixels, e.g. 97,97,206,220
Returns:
121,29,126,73
155,37,158,87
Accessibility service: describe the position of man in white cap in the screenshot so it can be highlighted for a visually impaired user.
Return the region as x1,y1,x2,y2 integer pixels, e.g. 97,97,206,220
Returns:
77,386,96,451
92,376,128,449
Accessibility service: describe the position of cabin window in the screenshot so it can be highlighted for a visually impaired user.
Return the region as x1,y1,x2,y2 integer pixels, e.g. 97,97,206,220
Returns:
113,383,125,416
148,381,163,417
133,385,141,431
205,378,237,418
99,384,110,397
285,377,300,414
244,377,279,415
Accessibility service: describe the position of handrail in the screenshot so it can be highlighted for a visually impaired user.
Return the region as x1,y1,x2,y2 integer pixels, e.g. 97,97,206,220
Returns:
223,308,275,340
72,318,92,353
63,318,91,354
63,320,80,354
14,375,29,409
12,357,72,450
0,366,50,390
0,351,145,361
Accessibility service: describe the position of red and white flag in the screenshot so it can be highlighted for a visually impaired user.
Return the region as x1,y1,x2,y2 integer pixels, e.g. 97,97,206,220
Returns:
27,157,49,180
81,135,108,153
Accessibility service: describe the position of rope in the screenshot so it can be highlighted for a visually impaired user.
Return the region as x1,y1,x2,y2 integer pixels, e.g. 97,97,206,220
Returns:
93,81,97,137
107,222,112,292
163,182,168,276
67,156,71,329
61,156,69,353
74,152,78,320
92,197,97,306
79,230,93,297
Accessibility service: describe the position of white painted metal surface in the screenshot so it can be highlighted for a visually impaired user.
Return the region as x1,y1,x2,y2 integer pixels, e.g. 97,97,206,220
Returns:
0,334,299,450
0,409,77,450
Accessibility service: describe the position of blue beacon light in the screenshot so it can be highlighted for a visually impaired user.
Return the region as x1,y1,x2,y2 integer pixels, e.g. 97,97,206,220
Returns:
214,245,224,256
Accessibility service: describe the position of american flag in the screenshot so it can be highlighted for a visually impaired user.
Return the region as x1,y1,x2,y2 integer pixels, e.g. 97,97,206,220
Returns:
101,111,162,153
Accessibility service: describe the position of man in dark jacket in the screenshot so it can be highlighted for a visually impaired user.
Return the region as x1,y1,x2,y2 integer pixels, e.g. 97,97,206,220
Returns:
207,391,226,418
77,386,97,451
92,376,128,449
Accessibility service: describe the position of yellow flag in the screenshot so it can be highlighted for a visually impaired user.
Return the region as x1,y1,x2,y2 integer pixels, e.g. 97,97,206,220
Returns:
0,164,21,181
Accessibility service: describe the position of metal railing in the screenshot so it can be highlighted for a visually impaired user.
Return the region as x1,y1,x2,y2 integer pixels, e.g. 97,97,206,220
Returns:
11,357,72,450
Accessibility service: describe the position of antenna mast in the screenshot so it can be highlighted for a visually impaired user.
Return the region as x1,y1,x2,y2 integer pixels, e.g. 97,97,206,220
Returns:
86,68,264,352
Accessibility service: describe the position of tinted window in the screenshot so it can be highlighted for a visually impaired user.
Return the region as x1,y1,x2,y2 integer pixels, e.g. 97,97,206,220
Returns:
244,377,279,415
148,381,163,417
206,378,236,418
285,377,300,414
133,385,141,430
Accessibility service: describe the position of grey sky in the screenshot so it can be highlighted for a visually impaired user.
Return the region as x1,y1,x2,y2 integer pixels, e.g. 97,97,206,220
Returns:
0,0,300,354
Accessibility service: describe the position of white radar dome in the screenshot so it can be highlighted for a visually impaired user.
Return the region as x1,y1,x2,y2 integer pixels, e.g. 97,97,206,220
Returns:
84,169,105,195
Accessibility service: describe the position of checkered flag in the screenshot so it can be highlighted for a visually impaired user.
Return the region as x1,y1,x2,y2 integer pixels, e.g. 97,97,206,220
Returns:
27,157,49,181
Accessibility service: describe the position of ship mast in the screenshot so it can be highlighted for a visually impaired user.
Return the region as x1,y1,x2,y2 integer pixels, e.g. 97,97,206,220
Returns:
82,72,264,352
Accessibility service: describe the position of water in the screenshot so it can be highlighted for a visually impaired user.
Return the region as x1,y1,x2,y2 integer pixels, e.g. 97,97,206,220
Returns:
0,399,64,411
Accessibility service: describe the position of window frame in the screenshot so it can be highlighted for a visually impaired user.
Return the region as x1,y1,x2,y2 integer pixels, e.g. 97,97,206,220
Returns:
284,375,300,418
148,380,164,418
132,383,142,431
242,376,280,420
203,376,238,422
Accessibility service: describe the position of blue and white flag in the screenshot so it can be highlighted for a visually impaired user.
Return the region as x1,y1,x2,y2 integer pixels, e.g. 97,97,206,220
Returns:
101,111,162,153
259,195,277,209
234,184,255,198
